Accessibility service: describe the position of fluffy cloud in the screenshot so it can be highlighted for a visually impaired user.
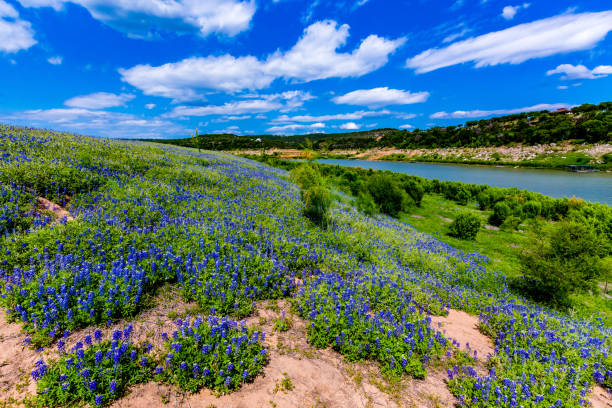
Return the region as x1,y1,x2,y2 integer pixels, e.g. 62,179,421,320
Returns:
430,103,572,119
1,107,186,138
120,20,404,101
399,124,413,129
17,0,256,37
332,87,429,107
0,0,36,53
407,11,612,73
266,122,325,134
47,56,62,65
547,63,612,80
501,3,529,20
64,92,135,109
270,109,391,123
265,20,405,81
145,104,156,110
339,122,360,130
164,91,313,118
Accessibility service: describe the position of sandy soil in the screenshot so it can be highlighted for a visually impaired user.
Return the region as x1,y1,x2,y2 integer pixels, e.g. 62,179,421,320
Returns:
2,287,609,408
37,197,73,221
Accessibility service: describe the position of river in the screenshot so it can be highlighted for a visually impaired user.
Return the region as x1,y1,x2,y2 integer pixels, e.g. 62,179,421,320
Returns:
317,159,612,205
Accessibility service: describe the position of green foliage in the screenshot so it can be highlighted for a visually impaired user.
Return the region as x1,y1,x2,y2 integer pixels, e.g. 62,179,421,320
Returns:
301,186,332,229
366,173,407,217
356,192,377,216
161,317,267,394
515,221,607,307
448,211,481,240
521,200,542,218
488,202,510,226
290,164,322,190
33,333,154,407
403,179,425,207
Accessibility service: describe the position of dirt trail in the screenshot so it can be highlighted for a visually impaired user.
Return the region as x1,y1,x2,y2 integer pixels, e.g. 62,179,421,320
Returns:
431,309,494,363
37,197,73,221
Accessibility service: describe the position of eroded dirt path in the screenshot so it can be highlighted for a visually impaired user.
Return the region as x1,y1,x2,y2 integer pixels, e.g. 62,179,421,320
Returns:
37,197,73,221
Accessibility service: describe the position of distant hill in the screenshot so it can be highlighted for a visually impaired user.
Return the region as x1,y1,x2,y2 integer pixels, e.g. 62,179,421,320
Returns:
146,102,611,150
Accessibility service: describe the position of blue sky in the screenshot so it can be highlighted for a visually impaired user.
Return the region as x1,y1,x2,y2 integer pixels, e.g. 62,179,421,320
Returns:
0,0,611,138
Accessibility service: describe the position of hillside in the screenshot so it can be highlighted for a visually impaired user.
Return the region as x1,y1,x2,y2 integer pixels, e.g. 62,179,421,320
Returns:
0,125,611,407
149,102,611,151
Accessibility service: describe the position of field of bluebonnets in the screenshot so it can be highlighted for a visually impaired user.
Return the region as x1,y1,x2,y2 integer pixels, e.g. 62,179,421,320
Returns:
0,124,611,407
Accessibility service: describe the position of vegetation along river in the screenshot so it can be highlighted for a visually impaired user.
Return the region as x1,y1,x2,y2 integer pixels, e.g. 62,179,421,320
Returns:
318,159,612,205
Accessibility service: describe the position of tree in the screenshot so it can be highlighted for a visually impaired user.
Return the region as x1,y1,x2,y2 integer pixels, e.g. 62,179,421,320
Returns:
366,173,407,217
515,221,607,307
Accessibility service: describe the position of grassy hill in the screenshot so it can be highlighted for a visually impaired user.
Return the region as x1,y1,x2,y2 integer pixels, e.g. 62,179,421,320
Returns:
0,124,611,407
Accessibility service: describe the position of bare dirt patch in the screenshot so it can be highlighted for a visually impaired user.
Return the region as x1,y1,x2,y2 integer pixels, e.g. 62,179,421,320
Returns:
430,309,493,362
37,197,73,221
590,385,612,408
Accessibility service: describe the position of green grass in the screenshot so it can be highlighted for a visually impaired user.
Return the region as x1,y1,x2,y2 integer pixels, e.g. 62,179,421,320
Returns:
401,194,612,324
401,195,527,278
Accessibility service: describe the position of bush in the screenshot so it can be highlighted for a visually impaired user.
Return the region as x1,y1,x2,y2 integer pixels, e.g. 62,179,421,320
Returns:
454,186,470,206
515,221,606,307
500,215,522,231
290,164,321,190
302,186,332,228
356,192,377,216
521,200,541,218
488,202,510,226
476,191,493,210
403,180,424,207
366,173,407,217
448,211,481,240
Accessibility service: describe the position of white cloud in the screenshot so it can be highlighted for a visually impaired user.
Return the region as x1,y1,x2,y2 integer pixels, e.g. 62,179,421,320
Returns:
17,0,256,37
270,109,391,123
546,63,612,80
430,103,572,119
557,85,569,90
145,103,156,110
1,107,186,139
332,87,429,107
120,20,404,101
164,91,312,118
119,55,271,102
265,20,405,82
64,92,135,109
407,11,612,73
266,122,325,134
339,122,360,130
0,0,18,17
0,0,36,53
442,28,471,43
399,124,413,129
501,3,529,20
47,56,62,65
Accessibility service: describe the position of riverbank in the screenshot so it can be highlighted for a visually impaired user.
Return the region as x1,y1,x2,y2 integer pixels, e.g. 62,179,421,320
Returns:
228,142,612,170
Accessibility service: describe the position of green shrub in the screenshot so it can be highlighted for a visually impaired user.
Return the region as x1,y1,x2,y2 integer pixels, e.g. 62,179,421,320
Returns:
403,180,424,207
476,191,493,210
521,200,542,218
366,173,407,217
500,215,522,231
454,186,470,206
448,211,481,240
302,186,332,228
488,202,510,226
514,221,607,307
356,192,377,216
290,164,321,190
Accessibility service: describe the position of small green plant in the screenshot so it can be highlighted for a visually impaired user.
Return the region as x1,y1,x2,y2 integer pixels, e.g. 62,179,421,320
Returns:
302,186,332,229
273,373,294,393
447,211,481,240
273,313,292,332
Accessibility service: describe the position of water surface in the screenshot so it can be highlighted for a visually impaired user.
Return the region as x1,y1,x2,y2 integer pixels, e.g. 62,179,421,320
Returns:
318,159,612,205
